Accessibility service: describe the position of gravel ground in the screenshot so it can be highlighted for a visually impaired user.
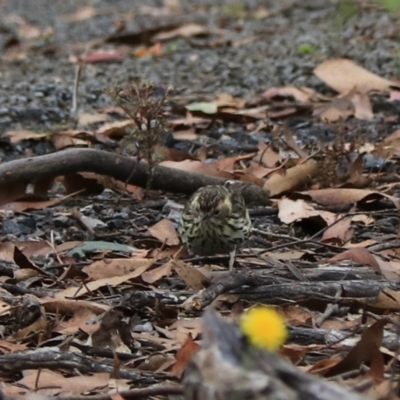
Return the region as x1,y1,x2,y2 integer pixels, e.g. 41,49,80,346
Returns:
0,0,399,137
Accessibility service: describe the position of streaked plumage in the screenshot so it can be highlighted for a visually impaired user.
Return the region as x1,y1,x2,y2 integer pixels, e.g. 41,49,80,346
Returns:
179,185,251,269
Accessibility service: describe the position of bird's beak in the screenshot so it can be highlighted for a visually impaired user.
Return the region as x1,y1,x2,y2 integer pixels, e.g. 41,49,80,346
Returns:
201,213,211,222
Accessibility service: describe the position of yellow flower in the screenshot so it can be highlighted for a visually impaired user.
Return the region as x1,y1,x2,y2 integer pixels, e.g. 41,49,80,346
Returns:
240,306,288,351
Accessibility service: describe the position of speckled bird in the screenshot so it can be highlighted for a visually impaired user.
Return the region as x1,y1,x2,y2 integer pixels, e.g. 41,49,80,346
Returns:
178,184,252,270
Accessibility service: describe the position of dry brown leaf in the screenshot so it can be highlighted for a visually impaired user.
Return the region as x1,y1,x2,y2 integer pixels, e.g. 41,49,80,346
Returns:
112,181,145,199
0,190,84,212
314,98,354,123
381,129,400,157
383,129,400,144
278,198,336,226
172,127,198,141
389,90,400,102
154,23,209,40
154,145,197,162
62,6,96,22
18,23,41,39
111,394,126,400
314,59,394,94
328,247,378,268
277,305,314,327
0,243,17,262
78,112,110,126
55,263,153,299
13,268,39,281
344,239,377,248
315,87,374,122
172,318,202,343
213,93,246,108
133,41,163,57
365,380,392,399
264,159,319,196
14,241,53,258
328,248,400,280
246,162,275,179
376,259,400,281
168,112,211,127
4,370,118,397
282,126,309,159
55,241,84,254
97,120,134,138
351,90,374,120
83,258,154,280
215,153,255,174
54,307,98,335
262,86,321,103
344,154,370,188
0,339,27,353
307,357,342,376
365,347,385,382
84,49,127,64
351,214,374,225
279,344,309,365
232,170,265,186
0,297,13,315
267,105,310,120
50,131,92,150
298,188,400,209
325,319,388,377
137,353,174,371
300,188,369,206
321,215,353,242
148,218,180,246
142,260,174,284
12,312,47,340
234,105,269,119
367,288,400,310
3,130,47,144
320,316,362,331
170,333,200,377
266,250,306,262
160,160,232,179
40,298,110,315
172,259,208,290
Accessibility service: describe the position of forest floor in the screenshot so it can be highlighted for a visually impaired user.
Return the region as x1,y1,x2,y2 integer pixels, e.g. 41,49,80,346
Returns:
1,0,400,399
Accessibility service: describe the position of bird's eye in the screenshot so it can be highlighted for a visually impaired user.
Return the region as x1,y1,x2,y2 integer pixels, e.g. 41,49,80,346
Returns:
214,207,228,219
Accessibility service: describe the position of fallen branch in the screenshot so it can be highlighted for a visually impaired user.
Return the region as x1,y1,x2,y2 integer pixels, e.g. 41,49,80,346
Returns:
289,325,399,351
0,349,169,384
234,279,399,304
60,385,183,400
183,269,398,310
0,148,269,205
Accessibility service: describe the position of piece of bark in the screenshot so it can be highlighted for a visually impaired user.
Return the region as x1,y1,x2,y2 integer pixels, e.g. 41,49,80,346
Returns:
0,148,269,205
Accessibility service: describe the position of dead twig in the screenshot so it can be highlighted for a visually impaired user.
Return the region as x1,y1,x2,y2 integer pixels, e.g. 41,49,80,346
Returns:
71,46,88,115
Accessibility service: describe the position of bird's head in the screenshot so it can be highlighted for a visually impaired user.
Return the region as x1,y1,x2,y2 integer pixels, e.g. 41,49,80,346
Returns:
193,187,232,222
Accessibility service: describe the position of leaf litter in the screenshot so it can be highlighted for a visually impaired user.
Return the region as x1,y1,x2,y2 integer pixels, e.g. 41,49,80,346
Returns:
2,0,400,399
